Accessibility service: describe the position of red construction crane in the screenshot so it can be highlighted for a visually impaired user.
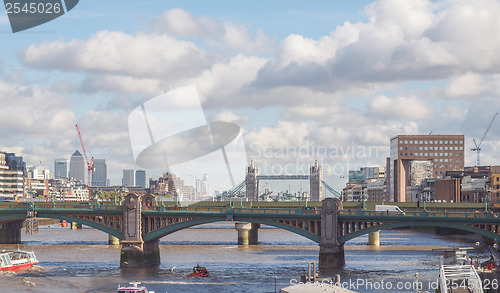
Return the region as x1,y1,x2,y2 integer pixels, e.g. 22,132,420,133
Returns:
75,124,94,192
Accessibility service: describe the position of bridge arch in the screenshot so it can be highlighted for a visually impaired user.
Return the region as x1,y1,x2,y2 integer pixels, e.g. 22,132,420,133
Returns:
339,222,500,244
142,218,320,243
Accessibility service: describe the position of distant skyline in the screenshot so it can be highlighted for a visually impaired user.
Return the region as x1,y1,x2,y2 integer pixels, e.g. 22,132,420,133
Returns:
2,1,500,191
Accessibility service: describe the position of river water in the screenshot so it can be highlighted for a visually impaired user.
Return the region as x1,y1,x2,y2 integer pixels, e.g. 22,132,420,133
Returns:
0,222,483,293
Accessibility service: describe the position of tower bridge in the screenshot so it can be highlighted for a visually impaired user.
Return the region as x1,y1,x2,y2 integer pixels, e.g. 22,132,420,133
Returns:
240,159,341,200
1,195,500,270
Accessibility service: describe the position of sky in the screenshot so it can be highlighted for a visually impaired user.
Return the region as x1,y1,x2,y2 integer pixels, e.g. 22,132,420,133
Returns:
1,0,500,195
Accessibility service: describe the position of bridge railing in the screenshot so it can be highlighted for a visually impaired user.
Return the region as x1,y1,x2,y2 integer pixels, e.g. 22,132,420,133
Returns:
0,202,122,210
340,209,500,218
142,206,320,215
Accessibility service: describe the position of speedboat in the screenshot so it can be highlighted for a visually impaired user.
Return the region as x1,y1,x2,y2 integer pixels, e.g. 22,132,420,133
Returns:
0,250,39,272
187,265,209,277
117,282,154,293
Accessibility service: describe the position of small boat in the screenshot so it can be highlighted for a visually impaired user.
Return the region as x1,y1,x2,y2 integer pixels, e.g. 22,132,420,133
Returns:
187,265,209,277
60,221,69,227
0,250,39,272
117,281,154,293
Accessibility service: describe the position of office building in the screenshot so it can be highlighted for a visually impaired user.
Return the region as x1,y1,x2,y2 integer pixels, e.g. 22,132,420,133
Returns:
92,159,107,187
135,170,146,189
389,134,464,202
0,151,24,200
70,150,86,183
122,170,135,187
54,159,69,179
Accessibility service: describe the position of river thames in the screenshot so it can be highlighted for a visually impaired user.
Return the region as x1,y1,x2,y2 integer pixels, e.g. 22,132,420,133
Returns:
0,222,481,293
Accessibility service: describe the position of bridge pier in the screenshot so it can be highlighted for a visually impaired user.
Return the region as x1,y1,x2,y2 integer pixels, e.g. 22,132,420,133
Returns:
120,239,160,268
235,222,260,245
0,220,23,244
120,193,160,268
319,198,344,269
368,231,380,246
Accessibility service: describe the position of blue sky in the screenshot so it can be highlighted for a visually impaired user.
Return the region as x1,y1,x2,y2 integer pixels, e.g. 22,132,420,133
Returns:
1,0,500,194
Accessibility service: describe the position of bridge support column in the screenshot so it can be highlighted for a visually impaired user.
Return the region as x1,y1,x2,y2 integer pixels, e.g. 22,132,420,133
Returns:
108,234,120,245
0,220,23,244
120,240,160,268
249,223,260,245
368,231,380,246
120,193,160,268
319,198,344,269
236,222,251,245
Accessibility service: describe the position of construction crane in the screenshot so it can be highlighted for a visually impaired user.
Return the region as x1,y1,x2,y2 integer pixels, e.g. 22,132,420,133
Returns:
75,124,94,192
471,112,498,166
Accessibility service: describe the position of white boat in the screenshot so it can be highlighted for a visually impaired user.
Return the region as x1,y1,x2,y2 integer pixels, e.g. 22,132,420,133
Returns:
0,250,39,272
117,282,155,293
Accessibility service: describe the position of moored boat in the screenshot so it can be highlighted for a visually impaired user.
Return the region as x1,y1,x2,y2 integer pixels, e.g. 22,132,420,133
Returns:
0,250,39,272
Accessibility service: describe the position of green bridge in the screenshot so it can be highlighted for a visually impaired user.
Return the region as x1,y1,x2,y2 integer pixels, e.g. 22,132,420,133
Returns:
0,194,499,269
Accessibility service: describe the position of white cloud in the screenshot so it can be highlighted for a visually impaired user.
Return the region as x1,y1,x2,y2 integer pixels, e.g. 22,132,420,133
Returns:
254,0,500,91
22,31,212,79
149,9,274,54
444,72,493,98
149,8,222,38
368,95,434,120
210,110,249,125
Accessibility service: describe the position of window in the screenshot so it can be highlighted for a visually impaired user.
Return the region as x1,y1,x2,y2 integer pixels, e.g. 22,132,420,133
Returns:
400,146,403,150
439,146,443,150
419,140,423,144
405,147,408,150
410,141,413,144
435,171,438,174
445,140,448,144
425,153,428,156
410,153,413,156
455,147,458,150
440,140,443,144
430,146,433,150
460,147,463,150
444,159,448,162
440,165,443,168
454,140,458,144
435,141,438,144
405,153,408,156
440,171,443,174
496,177,499,182
424,146,428,150
435,153,438,156
430,141,433,144
445,153,448,156
440,159,443,162
420,153,423,156
400,153,403,156
414,140,418,144
425,141,428,144
444,146,448,150
440,153,443,156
